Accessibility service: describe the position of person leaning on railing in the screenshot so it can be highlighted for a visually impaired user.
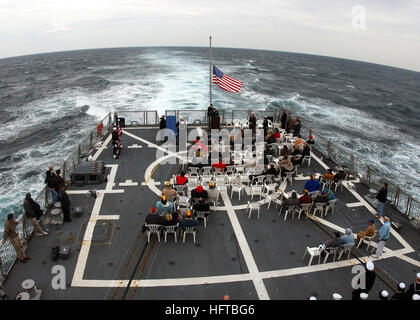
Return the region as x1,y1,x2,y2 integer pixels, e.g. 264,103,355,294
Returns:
2,214,30,263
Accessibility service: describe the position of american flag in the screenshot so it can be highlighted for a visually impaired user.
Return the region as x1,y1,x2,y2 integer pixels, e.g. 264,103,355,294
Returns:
212,65,243,93
115,115,122,141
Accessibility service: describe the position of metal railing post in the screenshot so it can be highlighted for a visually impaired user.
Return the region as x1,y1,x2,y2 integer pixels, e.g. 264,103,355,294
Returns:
108,112,111,131
77,144,81,163
327,141,331,158
395,186,400,207
89,131,93,149
406,196,412,216
367,166,371,183
22,216,28,242
45,184,49,208
350,155,355,175
309,128,312,137
62,161,66,182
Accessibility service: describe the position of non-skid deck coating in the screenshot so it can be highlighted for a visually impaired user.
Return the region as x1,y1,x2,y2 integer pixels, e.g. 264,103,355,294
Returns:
3,127,420,300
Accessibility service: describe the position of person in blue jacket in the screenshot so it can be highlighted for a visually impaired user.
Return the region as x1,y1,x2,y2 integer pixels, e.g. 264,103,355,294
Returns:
373,216,391,258
303,175,321,193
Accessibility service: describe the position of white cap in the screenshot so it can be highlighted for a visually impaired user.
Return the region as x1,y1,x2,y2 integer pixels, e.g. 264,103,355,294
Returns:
366,261,374,271
309,296,317,300
417,273,420,279
399,282,406,290
332,293,342,300
413,294,420,301
381,290,389,298
360,292,368,300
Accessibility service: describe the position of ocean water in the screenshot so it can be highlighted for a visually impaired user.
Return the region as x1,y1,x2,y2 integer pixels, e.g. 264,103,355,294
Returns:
1,47,420,233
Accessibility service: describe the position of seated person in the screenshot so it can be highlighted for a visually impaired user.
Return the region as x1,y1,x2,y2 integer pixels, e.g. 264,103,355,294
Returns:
155,196,174,216
299,190,313,204
266,131,276,144
212,157,227,171
191,185,208,201
193,197,210,217
179,210,199,230
280,191,301,212
325,189,336,203
340,228,355,245
333,167,347,182
278,155,293,177
292,144,302,155
356,219,376,244
321,232,342,251
323,169,335,181
306,135,315,145
161,213,179,227
301,143,311,157
291,154,302,166
176,171,188,185
193,136,201,145
280,145,289,157
142,207,162,232
162,182,178,201
294,134,304,146
303,175,321,193
265,163,279,176
207,182,219,204
274,128,281,139
313,189,328,204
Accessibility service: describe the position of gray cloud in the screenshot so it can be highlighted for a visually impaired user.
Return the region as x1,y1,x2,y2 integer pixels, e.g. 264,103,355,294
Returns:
0,0,419,71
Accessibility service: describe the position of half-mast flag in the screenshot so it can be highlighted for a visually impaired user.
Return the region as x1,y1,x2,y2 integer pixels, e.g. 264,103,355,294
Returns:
212,65,243,93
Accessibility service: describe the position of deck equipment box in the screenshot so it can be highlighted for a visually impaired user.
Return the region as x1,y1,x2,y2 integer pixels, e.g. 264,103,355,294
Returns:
70,160,106,186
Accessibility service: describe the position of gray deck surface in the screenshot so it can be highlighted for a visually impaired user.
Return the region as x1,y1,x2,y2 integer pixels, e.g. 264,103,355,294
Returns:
2,126,419,300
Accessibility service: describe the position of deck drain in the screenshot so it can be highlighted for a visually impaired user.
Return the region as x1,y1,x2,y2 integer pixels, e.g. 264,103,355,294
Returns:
305,234,311,238
168,261,175,265
78,220,114,245
195,243,201,247
254,239,259,243
41,261,46,265
120,200,123,203
272,219,277,223
290,251,295,255
108,262,114,267
220,223,225,226
231,257,236,262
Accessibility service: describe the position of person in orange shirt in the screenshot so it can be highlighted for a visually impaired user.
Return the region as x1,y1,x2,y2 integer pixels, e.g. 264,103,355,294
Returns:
97,121,103,137
323,169,335,181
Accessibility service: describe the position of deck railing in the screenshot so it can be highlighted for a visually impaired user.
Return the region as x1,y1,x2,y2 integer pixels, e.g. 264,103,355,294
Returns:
0,112,112,284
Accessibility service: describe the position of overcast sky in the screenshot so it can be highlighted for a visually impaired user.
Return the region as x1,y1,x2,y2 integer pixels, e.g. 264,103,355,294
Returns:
1,0,419,72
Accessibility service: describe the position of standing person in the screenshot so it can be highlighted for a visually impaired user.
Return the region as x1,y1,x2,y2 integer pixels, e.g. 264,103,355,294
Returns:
286,112,293,134
372,216,390,258
391,283,407,300
406,273,420,298
262,117,269,136
97,121,103,137
375,183,387,218
45,165,57,205
53,169,65,194
58,184,72,222
23,193,48,236
292,117,301,137
2,214,30,263
159,115,166,142
281,109,287,129
249,113,257,132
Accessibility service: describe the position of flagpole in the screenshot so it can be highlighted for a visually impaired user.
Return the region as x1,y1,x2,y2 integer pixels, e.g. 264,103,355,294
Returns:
209,36,212,107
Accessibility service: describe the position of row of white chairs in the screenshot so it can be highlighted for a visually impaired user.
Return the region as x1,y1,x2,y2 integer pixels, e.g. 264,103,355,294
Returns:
145,224,197,243
303,243,354,265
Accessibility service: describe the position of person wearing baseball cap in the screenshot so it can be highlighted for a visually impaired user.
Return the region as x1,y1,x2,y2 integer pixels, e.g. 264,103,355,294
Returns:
179,210,198,231
340,228,355,245
142,206,162,233
162,181,177,201
191,185,208,201
306,135,314,145
356,219,376,245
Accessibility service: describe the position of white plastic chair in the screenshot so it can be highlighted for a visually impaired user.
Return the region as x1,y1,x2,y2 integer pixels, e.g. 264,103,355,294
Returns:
175,185,186,196
194,210,209,228
282,205,297,221
295,203,312,219
312,203,326,218
178,196,190,208
302,155,311,167
182,226,197,243
164,224,178,242
240,175,250,186
145,224,161,242
250,184,263,200
284,171,294,185
324,199,338,216
226,166,235,175
338,243,354,260
323,246,339,263
233,119,241,128
264,183,277,195
356,234,376,252
253,175,266,186
256,119,264,128
201,166,213,176
189,167,200,176
302,245,324,266
334,176,347,192
247,201,261,219
231,185,243,200
241,119,250,129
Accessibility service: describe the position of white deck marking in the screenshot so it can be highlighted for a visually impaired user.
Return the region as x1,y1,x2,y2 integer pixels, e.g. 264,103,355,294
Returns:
346,202,365,208
220,191,270,300
92,134,112,161
71,164,120,287
141,179,161,186
127,144,143,149
66,189,124,195
119,179,138,186
70,132,418,291
294,174,321,181
396,254,420,267
311,151,414,252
